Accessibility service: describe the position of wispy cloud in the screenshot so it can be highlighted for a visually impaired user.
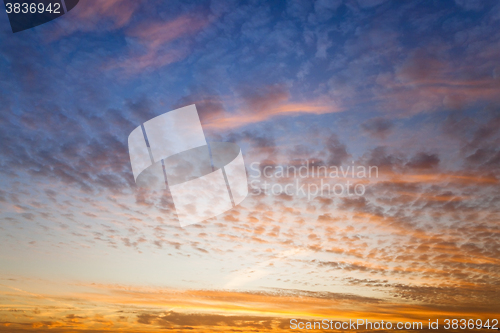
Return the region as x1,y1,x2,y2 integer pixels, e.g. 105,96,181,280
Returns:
0,279,497,332
107,14,211,74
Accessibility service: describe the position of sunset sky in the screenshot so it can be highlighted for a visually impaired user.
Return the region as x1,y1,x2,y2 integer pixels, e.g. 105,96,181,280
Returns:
0,0,499,332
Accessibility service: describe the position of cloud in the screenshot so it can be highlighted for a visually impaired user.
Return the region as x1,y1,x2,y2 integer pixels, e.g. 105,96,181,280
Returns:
108,14,211,74
173,88,227,124
454,0,485,11
137,311,282,330
361,117,395,139
356,0,389,9
44,0,143,40
406,152,440,170
203,85,341,130
1,3,500,331
325,134,351,165
1,280,498,332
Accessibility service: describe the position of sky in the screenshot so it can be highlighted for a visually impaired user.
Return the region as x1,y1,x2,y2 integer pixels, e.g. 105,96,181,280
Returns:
0,0,499,331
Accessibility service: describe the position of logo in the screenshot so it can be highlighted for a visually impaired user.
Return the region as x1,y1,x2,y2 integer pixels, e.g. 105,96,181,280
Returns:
4,0,79,33
128,104,248,227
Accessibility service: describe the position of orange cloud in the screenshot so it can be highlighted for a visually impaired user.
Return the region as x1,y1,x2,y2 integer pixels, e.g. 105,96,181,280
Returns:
205,102,341,129
0,281,497,332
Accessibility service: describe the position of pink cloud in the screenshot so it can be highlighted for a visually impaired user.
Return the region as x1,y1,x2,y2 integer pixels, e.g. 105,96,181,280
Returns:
107,15,211,74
